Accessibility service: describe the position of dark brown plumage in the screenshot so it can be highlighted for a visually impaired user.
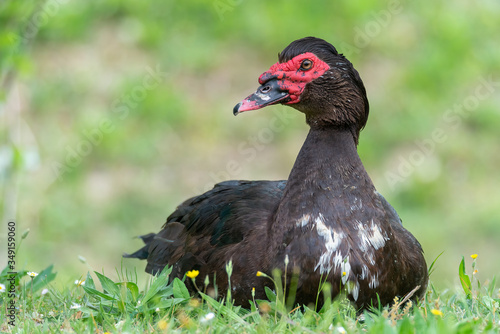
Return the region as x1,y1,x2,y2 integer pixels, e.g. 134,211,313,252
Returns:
125,37,428,310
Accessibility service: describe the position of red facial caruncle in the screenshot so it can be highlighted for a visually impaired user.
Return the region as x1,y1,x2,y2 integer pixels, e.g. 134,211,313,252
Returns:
233,52,330,115
259,52,330,104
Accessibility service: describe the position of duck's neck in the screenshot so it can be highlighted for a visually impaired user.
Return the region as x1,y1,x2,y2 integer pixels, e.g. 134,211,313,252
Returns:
272,127,375,233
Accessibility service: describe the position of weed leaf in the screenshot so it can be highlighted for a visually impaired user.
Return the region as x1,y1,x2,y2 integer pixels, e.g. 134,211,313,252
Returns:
95,271,120,296
142,265,172,304
173,277,190,299
458,256,472,299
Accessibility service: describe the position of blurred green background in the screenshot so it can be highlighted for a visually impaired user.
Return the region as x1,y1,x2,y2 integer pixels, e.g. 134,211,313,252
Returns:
1,0,499,290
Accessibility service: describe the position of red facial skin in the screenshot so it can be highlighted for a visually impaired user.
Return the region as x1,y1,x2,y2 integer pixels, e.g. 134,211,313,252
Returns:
235,53,330,113
259,52,330,104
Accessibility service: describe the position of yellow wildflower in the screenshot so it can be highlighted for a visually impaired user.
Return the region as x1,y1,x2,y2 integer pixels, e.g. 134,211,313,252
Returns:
256,271,264,277
188,298,200,308
470,254,478,259
342,271,347,276
186,270,199,279
430,309,443,316
157,319,168,330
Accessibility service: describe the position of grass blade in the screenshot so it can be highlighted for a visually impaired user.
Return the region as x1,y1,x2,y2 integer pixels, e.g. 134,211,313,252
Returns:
142,265,172,304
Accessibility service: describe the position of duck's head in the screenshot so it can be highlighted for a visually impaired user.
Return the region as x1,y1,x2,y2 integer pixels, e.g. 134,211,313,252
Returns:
234,37,369,144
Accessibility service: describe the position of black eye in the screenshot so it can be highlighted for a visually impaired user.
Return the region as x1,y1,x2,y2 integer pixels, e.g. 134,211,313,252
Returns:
300,59,313,70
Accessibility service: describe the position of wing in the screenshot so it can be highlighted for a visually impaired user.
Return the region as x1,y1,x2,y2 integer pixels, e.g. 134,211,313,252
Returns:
374,190,403,225
125,180,286,278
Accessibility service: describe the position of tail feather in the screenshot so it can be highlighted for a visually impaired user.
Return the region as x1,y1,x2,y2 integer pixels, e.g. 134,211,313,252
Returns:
123,233,156,259
125,222,206,277
143,222,187,275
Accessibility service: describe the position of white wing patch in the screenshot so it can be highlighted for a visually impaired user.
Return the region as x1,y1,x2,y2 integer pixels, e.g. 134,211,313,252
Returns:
313,214,345,274
368,220,389,250
350,197,363,211
369,273,380,289
356,220,390,252
308,214,384,298
296,214,311,228
347,280,360,301
360,264,369,280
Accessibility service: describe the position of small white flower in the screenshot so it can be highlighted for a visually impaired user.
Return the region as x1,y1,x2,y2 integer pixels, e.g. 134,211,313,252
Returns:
27,271,38,277
201,312,215,322
32,311,43,318
115,320,125,329
0,283,6,293
48,311,55,317
70,303,81,309
155,307,160,312
74,280,85,286
41,288,49,295
336,326,346,334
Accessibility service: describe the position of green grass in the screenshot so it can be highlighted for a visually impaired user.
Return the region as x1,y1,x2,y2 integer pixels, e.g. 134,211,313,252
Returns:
1,0,499,287
1,237,499,333
1,0,500,332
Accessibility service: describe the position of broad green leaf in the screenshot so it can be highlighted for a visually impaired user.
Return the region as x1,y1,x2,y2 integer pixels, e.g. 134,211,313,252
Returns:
85,271,95,289
117,281,139,301
82,285,116,301
149,298,186,310
94,271,120,296
264,286,276,302
398,316,413,334
142,265,172,304
458,256,472,299
173,277,190,299
25,265,57,293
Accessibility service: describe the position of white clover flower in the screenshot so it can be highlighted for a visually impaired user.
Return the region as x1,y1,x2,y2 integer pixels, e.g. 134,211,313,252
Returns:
27,271,38,277
48,311,55,317
201,312,215,322
70,303,81,309
115,320,125,329
74,280,85,286
32,311,43,318
41,288,49,295
0,283,6,293
336,326,346,334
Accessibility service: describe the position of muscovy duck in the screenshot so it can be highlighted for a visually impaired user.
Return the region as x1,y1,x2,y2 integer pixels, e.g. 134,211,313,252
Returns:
125,37,428,309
